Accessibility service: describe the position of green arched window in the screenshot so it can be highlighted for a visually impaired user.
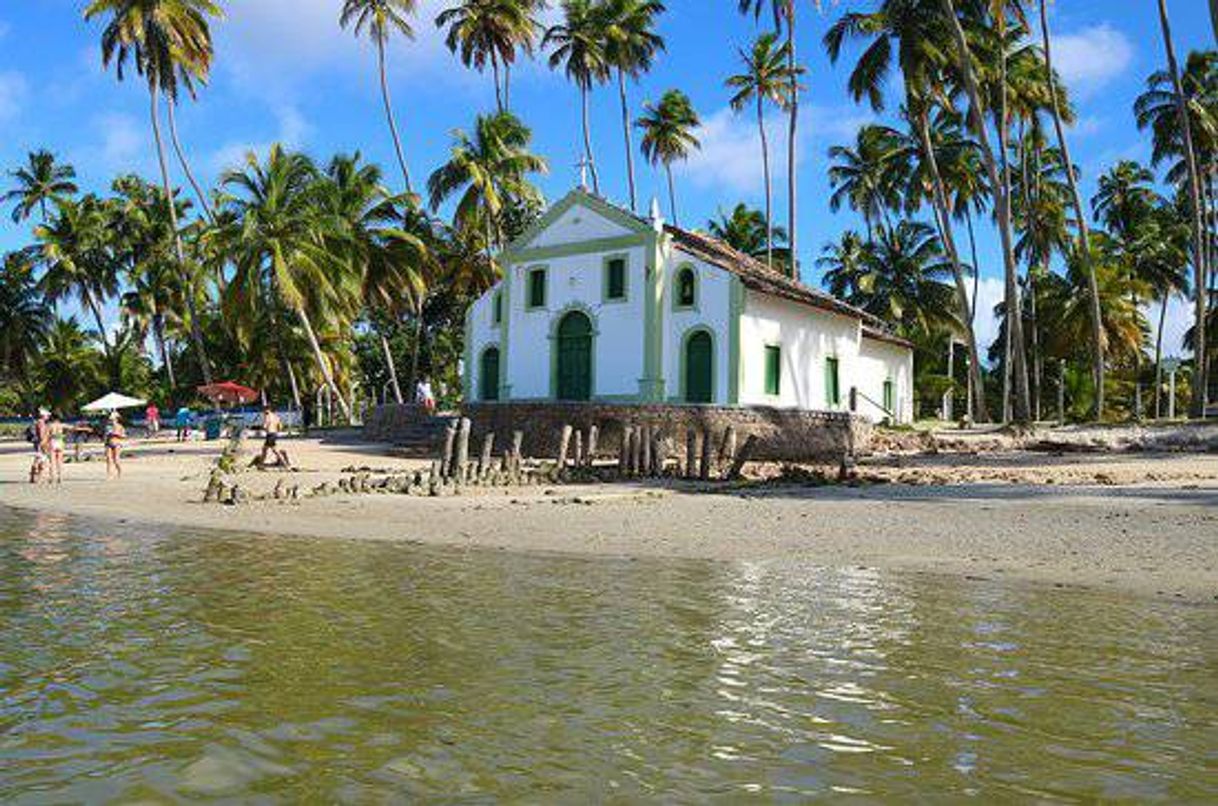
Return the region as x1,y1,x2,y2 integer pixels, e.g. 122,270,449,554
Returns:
675,266,697,309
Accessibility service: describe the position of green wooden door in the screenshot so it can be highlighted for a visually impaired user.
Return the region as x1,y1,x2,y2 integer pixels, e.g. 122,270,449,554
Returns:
556,311,593,401
480,348,500,401
685,331,713,403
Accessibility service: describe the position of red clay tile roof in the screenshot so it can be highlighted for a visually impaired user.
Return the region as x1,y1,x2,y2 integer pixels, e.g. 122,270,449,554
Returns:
861,326,915,349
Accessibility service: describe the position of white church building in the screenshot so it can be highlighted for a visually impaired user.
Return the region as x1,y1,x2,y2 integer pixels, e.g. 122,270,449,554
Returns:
464,188,915,423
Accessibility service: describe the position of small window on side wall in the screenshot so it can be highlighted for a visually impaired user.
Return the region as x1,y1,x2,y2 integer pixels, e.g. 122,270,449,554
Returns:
527,267,547,309
764,345,782,396
825,357,841,407
676,266,697,308
492,291,503,326
605,257,627,301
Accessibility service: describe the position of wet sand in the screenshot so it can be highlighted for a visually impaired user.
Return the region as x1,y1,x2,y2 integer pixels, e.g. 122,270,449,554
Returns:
2,435,1216,603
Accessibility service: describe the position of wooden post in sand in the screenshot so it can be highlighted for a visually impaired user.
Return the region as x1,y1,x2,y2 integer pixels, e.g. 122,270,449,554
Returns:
718,427,737,470
699,428,713,480
726,435,758,480
586,425,599,468
630,426,643,476
441,421,458,478
618,425,631,474
478,432,495,480
653,433,668,476
685,429,699,479
557,425,574,470
640,424,652,476
573,429,584,470
511,431,524,475
455,418,472,479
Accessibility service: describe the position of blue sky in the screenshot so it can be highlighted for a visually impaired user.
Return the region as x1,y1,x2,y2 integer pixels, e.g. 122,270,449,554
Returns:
0,0,1213,356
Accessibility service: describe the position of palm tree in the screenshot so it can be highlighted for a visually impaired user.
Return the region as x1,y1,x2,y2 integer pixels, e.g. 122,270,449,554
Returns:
0,252,52,379
34,196,120,359
937,0,1032,424
855,220,960,339
3,151,78,223
427,111,548,252
1037,0,1106,419
39,317,104,413
727,32,800,272
83,0,221,387
828,125,905,241
825,0,992,421
544,0,609,195
600,0,666,212
707,203,789,263
636,89,701,227
739,0,802,279
341,0,419,194
219,145,357,423
436,0,542,114
818,231,871,302
1152,0,1209,416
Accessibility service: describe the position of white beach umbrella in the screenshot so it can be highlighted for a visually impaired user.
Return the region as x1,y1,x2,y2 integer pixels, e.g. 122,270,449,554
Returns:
82,392,147,413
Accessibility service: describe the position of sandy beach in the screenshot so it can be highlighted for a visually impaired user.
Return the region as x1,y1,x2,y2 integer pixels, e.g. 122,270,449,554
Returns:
2,432,1216,603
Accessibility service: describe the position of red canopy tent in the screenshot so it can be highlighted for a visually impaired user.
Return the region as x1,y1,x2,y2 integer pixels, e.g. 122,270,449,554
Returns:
198,381,260,406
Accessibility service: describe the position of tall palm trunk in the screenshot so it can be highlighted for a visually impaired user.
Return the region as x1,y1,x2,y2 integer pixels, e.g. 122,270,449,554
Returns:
150,85,213,387
1156,0,1208,417
381,332,403,404
757,94,774,271
940,0,1031,424
916,108,990,421
83,289,111,358
618,69,638,212
580,83,600,195
1039,0,1105,419
491,52,505,113
505,62,512,111
1155,293,1169,418
166,100,215,224
665,163,678,227
296,305,353,423
153,312,176,389
784,3,799,280
377,36,413,195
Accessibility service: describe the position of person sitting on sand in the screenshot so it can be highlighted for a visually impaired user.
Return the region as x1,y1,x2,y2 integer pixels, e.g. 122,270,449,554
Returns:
104,412,126,480
258,406,291,468
28,408,50,484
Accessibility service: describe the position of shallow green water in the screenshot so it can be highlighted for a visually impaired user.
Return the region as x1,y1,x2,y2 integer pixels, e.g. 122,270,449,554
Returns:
1,507,1216,802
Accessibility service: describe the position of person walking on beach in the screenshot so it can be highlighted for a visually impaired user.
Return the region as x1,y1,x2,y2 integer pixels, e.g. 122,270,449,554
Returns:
104,412,126,480
28,408,50,484
258,406,291,468
145,402,161,436
416,376,436,415
175,406,194,442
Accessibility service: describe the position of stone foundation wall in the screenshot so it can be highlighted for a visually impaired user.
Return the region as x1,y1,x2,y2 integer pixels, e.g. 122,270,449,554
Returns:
460,402,872,463
363,403,432,442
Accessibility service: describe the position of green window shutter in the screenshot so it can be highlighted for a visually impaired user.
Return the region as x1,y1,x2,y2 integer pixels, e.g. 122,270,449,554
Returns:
825,357,840,406
480,349,500,401
764,345,781,396
492,292,502,325
606,259,626,300
883,379,894,413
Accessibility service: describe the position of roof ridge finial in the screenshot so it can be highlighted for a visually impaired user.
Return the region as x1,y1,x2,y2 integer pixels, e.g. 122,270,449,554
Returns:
649,196,664,231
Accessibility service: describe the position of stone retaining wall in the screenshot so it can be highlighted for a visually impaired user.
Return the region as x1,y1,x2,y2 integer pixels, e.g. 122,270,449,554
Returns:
460,402,871,463
363,403,431,442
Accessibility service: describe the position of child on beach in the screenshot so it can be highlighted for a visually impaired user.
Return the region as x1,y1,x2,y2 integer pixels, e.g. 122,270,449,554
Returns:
28,408,49,484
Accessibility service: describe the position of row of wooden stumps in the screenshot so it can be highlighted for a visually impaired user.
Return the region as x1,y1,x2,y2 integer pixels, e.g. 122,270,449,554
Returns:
549,422,759,482
436,418,546,487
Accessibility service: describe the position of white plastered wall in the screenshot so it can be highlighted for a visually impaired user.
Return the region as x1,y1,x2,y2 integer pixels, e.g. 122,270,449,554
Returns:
663,249,733,404
857,337,916,424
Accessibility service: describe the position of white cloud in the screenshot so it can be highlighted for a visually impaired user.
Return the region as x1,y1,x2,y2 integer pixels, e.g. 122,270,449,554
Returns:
676,104,872,198
0,70,28,123
1050,24,1134,95
207,105,313,178
969,276,1006,359
1145,294,1194,359
96,113,148,172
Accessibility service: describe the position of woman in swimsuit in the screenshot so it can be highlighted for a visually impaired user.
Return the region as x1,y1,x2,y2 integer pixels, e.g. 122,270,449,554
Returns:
104,412,126,480
47,413,67,485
